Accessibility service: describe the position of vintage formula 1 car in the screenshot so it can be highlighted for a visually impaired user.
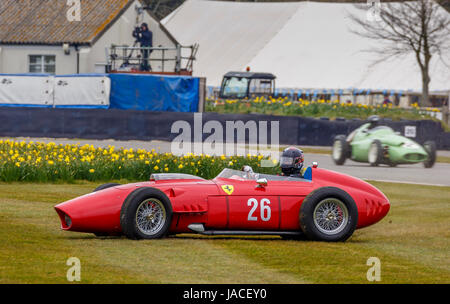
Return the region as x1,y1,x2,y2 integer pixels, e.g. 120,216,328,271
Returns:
54,165,390,242
332,119,436,168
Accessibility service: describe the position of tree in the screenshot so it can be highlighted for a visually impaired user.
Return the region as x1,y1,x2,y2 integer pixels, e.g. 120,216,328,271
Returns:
349,0,450,106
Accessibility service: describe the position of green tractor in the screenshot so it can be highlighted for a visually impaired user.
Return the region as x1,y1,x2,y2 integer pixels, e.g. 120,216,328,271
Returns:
332,116,436,168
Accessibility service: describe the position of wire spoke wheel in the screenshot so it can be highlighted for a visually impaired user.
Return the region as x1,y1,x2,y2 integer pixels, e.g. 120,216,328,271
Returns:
300,187,358,242
135,198,166,236
313,198,349,236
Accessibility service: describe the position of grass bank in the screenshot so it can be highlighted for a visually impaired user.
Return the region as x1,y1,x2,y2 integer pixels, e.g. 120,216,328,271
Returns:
0,181,448,283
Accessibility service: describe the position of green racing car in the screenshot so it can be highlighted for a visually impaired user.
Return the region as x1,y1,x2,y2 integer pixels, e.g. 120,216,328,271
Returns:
332,116,436,168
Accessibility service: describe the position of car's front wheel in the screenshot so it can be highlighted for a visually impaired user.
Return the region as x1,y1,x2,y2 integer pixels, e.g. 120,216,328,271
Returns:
120,188,172,239
299,187,358,242
332,135,349,165
423,141,436,168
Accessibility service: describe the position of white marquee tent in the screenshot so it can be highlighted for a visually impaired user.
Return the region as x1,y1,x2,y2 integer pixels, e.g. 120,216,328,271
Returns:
162,0,450,93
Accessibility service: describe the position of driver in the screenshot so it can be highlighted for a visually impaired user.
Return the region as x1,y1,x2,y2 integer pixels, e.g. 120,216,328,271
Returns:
367,115,380,130
241,165,257,179
240,147,305,179
280,147,305,178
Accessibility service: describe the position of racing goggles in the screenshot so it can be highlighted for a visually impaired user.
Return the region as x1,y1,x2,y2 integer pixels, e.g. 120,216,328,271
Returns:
280,156,304,168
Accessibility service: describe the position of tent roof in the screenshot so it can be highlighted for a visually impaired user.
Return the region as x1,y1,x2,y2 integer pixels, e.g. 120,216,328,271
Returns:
162,0,450,92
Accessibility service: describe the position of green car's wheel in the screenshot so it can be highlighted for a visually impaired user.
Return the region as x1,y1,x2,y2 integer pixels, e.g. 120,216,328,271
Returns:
368,140,383,167
332,135,348,165
423,141,436,168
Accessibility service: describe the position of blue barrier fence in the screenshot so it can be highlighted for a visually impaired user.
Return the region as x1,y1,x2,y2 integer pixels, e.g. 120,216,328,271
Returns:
0,73,201,112
109,74,199,112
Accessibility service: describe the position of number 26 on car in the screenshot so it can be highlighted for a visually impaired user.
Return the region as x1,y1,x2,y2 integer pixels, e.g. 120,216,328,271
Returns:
228,197,277,229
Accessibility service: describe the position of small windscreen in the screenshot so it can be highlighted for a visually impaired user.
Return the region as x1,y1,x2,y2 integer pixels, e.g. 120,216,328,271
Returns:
150,173,205,181
370,126,393,132
221,77,249,98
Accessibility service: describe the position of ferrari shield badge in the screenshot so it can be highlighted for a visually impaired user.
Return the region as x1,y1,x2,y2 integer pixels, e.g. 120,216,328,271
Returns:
221,185,234,195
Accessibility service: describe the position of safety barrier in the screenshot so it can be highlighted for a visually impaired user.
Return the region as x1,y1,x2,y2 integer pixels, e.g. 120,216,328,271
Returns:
0,73,204,112
109,74,200,112
0,74,110,108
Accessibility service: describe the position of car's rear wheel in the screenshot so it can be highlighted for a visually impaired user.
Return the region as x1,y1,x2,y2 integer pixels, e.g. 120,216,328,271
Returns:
120,187,172,240
93,183,121,192
299,187,358,242
423,141,436,168
332,135,349,165
368,140,382,166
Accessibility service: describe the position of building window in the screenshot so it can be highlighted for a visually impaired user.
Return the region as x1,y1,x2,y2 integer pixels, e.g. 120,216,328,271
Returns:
29,55,56,74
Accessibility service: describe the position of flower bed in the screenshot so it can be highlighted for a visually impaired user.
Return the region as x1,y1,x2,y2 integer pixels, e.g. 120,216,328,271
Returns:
206,97,440,121
0,140,278,182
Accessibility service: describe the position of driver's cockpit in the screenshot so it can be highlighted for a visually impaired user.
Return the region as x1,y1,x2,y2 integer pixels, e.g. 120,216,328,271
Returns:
215,168,312,182
348,124,395,142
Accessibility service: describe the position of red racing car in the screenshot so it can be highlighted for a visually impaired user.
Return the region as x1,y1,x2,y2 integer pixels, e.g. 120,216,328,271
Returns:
54,165,390,242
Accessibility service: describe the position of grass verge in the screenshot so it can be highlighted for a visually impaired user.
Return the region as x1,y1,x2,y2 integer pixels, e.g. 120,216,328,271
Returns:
0,181,448,283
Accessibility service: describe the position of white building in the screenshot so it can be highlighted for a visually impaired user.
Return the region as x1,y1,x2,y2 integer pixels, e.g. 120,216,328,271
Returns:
0,0,179,74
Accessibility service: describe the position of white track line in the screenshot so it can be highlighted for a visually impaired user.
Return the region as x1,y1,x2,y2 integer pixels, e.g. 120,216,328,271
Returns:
363,178,449,187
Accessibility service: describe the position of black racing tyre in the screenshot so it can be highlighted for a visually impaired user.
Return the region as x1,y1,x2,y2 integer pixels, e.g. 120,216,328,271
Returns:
332,135,349,165
93,183,121,192
368,140,383,167
423,141,436,168
299,187,358,242
120,187,172,240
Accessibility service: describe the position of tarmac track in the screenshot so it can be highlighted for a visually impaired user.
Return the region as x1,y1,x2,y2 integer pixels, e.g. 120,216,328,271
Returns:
3,137,450,187
305,153,450,187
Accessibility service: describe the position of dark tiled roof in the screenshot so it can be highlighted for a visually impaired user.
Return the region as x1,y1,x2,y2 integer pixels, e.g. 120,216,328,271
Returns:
0,0,133,45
